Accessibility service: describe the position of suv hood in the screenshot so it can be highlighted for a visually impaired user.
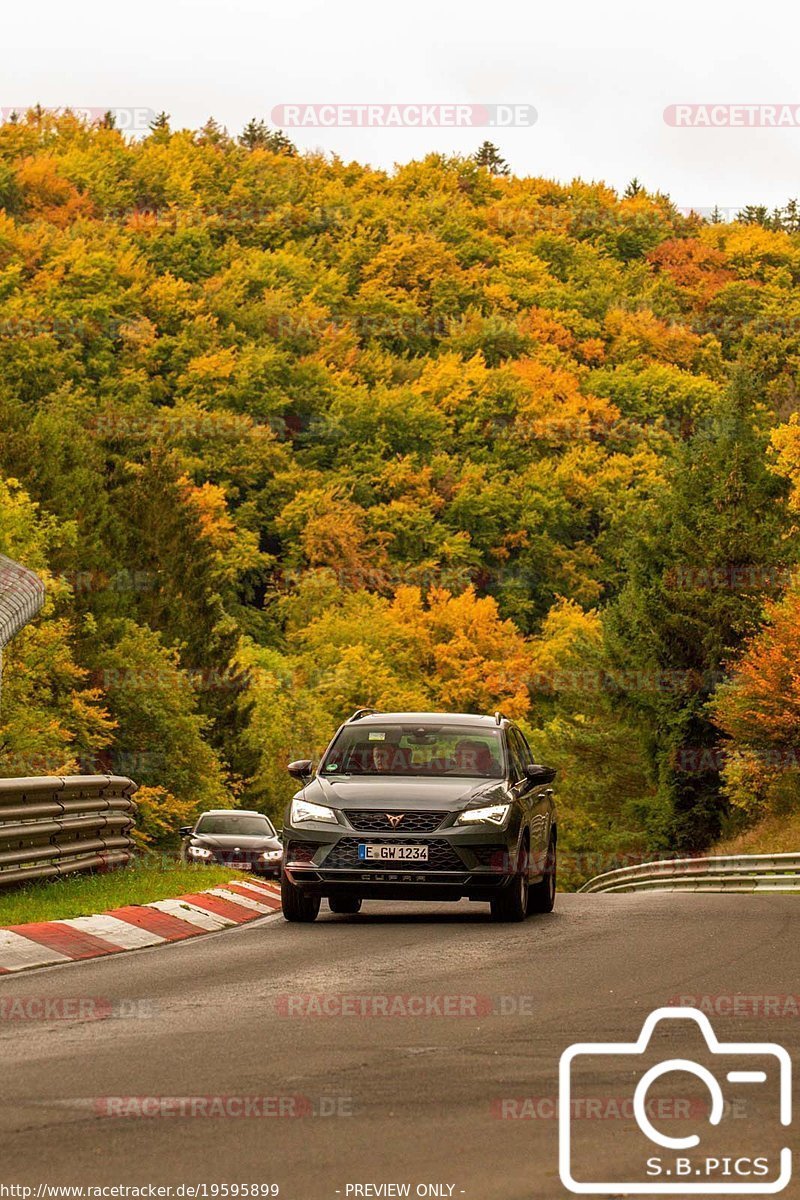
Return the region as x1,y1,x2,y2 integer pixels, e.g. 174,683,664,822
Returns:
304,775,506,812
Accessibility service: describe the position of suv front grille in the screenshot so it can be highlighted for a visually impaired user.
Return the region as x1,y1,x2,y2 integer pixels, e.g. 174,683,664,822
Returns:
343,810,447,833
322,838,465,871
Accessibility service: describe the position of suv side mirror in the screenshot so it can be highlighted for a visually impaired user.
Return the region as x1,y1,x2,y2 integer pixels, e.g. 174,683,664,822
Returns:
179,826,193,837
287,759,313,781
525,763,556,786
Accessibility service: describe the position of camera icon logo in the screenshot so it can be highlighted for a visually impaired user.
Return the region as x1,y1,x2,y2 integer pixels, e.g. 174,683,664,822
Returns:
559,1007,792,1194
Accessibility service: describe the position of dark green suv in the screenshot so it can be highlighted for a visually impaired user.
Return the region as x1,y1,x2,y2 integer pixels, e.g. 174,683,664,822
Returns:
281,710,557,923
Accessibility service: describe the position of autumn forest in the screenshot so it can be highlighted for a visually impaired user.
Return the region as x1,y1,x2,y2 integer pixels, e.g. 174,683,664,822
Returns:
1,111,799,883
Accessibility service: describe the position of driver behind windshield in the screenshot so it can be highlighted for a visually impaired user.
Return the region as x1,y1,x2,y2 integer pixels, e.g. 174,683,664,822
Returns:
322,726,503,778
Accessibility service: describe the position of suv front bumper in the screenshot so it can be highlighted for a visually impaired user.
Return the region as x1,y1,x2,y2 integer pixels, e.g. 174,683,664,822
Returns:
282,820,524,901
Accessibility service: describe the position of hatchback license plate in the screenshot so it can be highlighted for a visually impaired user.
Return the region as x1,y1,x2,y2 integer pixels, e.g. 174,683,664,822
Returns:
358,843,429,862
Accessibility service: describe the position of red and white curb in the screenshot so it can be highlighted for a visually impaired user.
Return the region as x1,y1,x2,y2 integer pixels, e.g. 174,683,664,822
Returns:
0,878,282,973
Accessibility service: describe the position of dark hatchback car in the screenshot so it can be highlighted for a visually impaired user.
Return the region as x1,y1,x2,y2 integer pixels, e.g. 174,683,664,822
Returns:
180,810,283,878
281,710,557,923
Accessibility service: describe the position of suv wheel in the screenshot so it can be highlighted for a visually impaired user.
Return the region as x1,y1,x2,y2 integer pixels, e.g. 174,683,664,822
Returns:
527,835,557,914
281,872,321,923
490,842,529,922
328,896,362,915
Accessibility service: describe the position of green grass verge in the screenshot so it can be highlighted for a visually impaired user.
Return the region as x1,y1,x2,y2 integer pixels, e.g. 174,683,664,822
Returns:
0,862,257,927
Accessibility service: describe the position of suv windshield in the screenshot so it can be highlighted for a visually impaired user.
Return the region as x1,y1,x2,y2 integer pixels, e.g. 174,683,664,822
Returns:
195,814,275,837
320,724,504,779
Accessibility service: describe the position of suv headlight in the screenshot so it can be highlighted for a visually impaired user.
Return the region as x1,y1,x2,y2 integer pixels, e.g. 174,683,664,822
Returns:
188,844,213,859
455,802,511,827
290,796,339,825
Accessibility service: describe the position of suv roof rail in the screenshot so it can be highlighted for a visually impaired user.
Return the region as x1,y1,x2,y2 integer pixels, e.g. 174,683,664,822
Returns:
349,707,380,722
494,710,507,725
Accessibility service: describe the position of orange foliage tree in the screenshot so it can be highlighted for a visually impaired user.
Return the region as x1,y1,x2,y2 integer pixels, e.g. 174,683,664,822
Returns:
711,585,800,814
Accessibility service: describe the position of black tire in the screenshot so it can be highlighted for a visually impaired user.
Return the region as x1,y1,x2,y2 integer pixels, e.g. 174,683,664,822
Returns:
328,895,362,915
281,872,321,923
527,835,557,914
490,842,529,922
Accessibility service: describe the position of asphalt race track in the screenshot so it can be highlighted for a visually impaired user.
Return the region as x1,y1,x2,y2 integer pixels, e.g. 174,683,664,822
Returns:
1,893,798,1200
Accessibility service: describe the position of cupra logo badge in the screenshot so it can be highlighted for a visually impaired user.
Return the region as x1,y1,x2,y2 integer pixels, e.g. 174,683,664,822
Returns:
386,814,405,828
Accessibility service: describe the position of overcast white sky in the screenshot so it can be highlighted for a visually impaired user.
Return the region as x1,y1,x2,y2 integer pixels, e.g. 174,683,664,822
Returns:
5,0,800,210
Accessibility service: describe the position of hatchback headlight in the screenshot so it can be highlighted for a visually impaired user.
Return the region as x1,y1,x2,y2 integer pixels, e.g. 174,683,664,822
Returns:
455,803,512,827
290,796,338,825
261,849,283,860
188,844,213,859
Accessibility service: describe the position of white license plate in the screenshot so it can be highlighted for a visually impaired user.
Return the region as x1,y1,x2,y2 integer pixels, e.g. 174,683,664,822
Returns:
358,843,429,862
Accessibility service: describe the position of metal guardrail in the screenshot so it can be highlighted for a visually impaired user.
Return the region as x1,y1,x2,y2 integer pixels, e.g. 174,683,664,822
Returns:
579,852,800,894
0,558,140,888
0,552,46,710
0,775,138,887
0,554,46,647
